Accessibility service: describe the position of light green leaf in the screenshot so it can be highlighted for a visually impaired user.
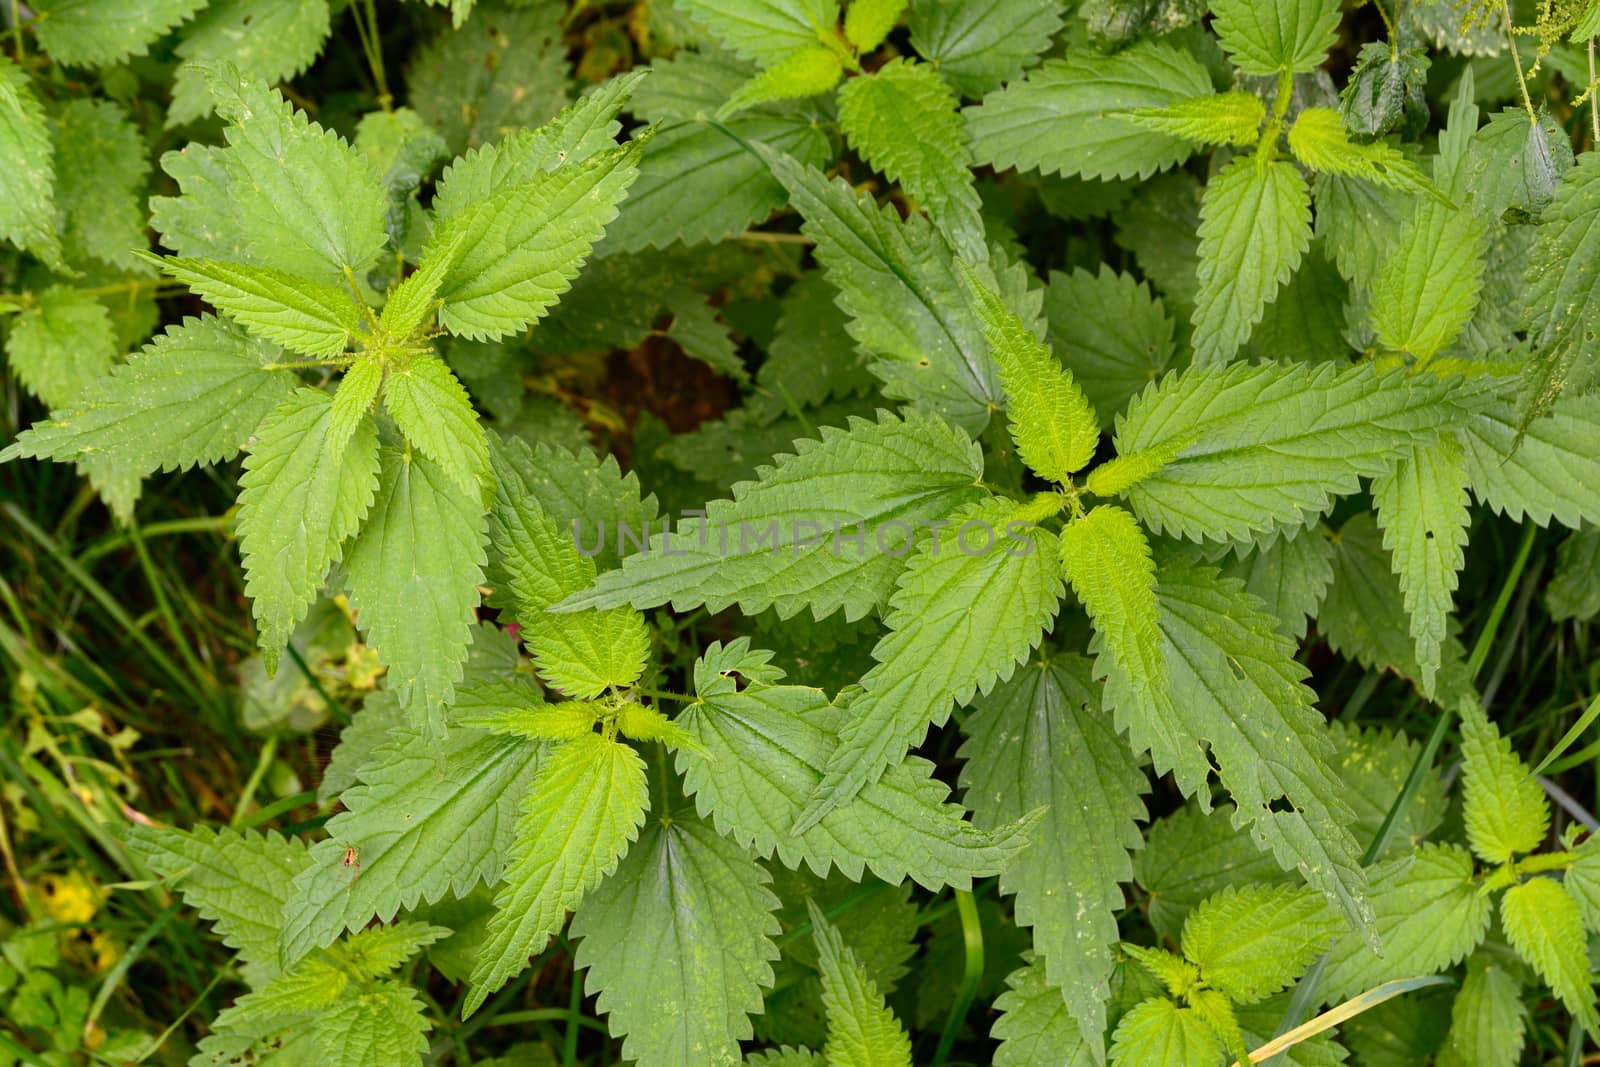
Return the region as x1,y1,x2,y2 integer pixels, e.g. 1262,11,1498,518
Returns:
965,41,1214,180
1565,838,1600,931
4,285,117,409
1369,200,1487,362
32,0,206,66
382,355,489,494
1042,266,1176,430
342,448,487,731
466,733,649,1016
1192,156,1312,367
991,959,1099,1067
1107,998,1225,1067
845,0,905,50
488,437,657,573
53,99,151,270
168,0,332,126
1212,523,1336,639
678,640,1038,889
1438,956,1528,1067
571,812,780,1067
1113,360,1484,543
838,58,982,255
1134,802,1292,940
960,657,1148,1054
796,499,1063,831
152,68,388,286
1372,437,1471,698
747,1049,826,1067
719,46,844,118
1210,0,1342,74
1520,152,1600,425
1181,884,1342,1004
143,255,361,358
810,900,913,1067
0,55,63,269
908,0,1063,98
125,824,310,984
762,148,1005,432
236,389,381,673
280,706,543,965
487,435,650,698
1500,877,1600,1041
1060,504,1165,715
1459,698,1549,864
1319,842,1491,1003
1313,170,1411,287
312,984,431,1067
1100,563,1374,940
330,360,384,455
555,409,984,622
1287,107,1442,200
967,270,1099,482
672,0,839,67
1461,391,1600,528
433,141,642,341
1123,91,1265,147
1,315,296,476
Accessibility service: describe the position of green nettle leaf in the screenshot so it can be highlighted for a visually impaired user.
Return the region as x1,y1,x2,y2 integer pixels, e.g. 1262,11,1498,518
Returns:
167,0,333,126
4,284,118,409
1134,803,1292,940
673,0,840,67
556,410,984,622
1501,877,1600,1041
571,812,781,1067
610,52,832,252
1520,153,1600,425
1549,528,1600,621
488,436,650,697
1460,392,1600,529
141,255,362,358
432,140,643,341
960,658,1148,1055
1060,504,1165,708
810,900,914,1067
1192,156,1312,367
125,824,310,984
151,67,388,286
1123,91,1265,148
967,272,1099,482
1,315,297,476
381,355,490,494
1368,200,1487,362
678,640,1037,888
990,959,1098,1067
1111,360,1481,544
796,499,1064,831
466,733,649,1016
837,59,983,256
31,0,206,66
236,389,381,673
0,55,64,269
1438,956,1528,1067
1181,884,1342,1003
1108,998,1225,1067
965,41,1214,180
1209,0,1342,74
52,98,151,270
762,147,1006,432
331,360,385,453
341,448,488,731
1286,107,1440,200
313,984,431,1067
844,0,905,51
1101,563,1374,939
908,0,1063,98
1319,843,1491,1003
1213,522,1336,640
719,46,844,118
1043,265,1177,429
1459,698,1549,864
281,706,543,964
746,1049,826,1067
1372,438,1471,697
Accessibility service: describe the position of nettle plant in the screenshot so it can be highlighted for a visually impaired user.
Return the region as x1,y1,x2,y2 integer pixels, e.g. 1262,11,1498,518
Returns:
6,0,1600,1063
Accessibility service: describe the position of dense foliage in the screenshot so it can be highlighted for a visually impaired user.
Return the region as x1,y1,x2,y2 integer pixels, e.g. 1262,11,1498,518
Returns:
4,0,1600,1063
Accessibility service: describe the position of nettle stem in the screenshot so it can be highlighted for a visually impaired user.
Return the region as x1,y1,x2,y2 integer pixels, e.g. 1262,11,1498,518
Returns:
1501,0,1538,122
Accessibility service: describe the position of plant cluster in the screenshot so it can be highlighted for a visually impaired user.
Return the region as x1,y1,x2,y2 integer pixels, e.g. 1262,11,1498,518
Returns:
3,0,1600,1064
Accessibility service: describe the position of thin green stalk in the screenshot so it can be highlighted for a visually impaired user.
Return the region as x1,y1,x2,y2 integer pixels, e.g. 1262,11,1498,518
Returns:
1501,0,1538,122
931,890,984,1066
78,514,232,567
563,957,584,1067
8,0,23,63
229,735,279,829
127,520,217,703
